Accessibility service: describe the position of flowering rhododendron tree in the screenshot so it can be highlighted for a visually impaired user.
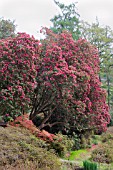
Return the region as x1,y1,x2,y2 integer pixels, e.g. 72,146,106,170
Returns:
30,28,110,133
0,33,40,118
0,29,110,133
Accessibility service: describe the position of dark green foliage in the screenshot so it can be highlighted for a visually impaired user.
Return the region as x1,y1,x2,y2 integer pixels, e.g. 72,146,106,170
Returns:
109,110,113,126
80,130,93,149
83,160,98,170
91,135,100,145
72,132,81,150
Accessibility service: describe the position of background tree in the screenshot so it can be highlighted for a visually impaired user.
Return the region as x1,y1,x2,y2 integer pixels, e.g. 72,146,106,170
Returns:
50,0,80,40
0,18,16,39
80,19,113,116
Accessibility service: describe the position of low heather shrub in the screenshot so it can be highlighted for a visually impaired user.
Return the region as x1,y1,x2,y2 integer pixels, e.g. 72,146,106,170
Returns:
91,141,113,164
0,126,61,170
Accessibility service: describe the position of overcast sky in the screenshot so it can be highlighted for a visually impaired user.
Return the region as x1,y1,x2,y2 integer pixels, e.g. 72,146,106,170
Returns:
0,0,113,39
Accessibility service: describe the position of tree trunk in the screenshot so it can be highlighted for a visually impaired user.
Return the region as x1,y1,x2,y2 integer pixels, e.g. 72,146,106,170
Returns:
106,73,110,108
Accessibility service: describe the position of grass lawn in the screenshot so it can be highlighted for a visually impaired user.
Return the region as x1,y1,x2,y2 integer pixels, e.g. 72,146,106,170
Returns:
66,148,113,170
69,149,88,161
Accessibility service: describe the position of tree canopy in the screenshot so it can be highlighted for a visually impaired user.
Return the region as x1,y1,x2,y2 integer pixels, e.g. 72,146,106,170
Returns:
50,0,80,40
0,18,16,39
